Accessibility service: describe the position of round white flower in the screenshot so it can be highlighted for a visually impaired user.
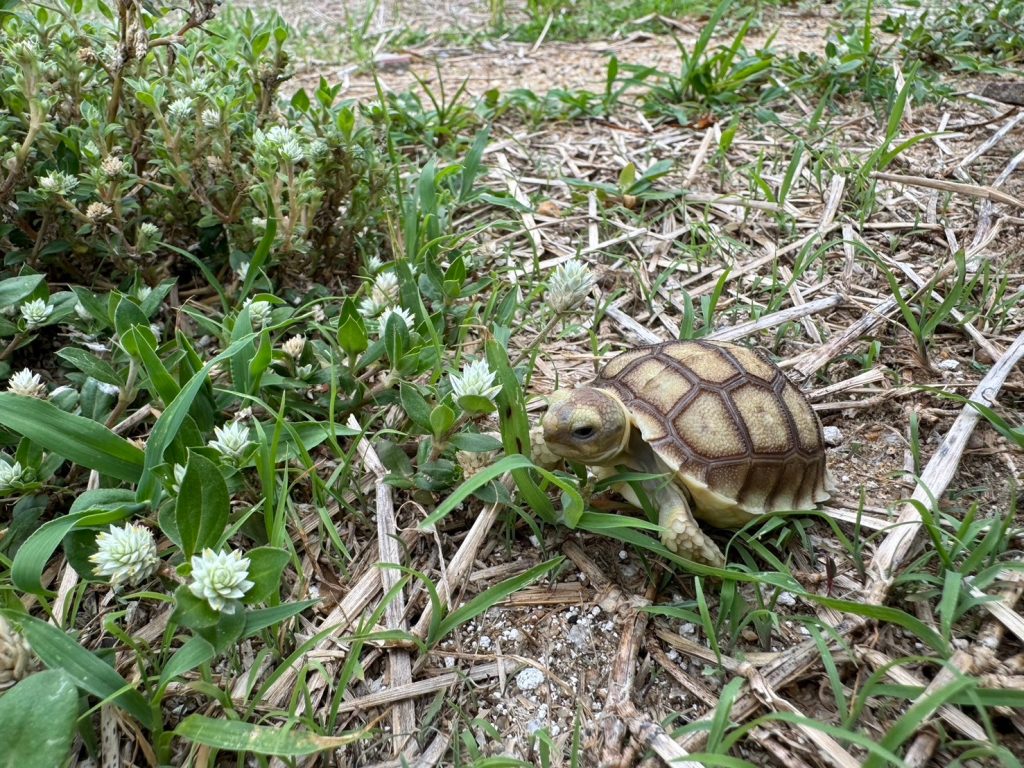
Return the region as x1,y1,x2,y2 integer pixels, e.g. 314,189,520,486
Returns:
547,259,595,313
243,299,273,329
374,272,400,303
36,170,78,197
188,548,255,612
0,460,26,492
167,97,193,124
89,522,160,586
282,335,306,359
377,306,414,336
208,421,252,461
7,369,45,398
450,359,502,402
19,298,53,328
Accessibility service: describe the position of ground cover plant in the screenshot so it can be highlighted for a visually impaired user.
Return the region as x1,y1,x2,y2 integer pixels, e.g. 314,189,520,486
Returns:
1,0,1024,765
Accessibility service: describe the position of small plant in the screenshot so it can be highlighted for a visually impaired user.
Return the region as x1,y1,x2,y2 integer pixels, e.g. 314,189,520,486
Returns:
626,0,777,124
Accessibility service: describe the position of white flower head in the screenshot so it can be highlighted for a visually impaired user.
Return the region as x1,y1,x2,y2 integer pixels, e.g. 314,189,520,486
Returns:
89,522,160,586
85,201,112,221
137,222,161,250
282,335,306,359
101,155,125,177
243,299,273,329
36,170,78,197
377,306,414,336
450,359,502,402
7,369,45,398
307,139,328,160
295,363,314,379
280,138,304,164
167,97,193,124
208,421,252,462
0,460,26,491
366,255,385,274
74,302,92,321
358,294,386,319
374,272,400,304
20,298,53,328
188,548,255,612
547,259,595,313
235,261,251,282
136,285,152,301
201,107,220,128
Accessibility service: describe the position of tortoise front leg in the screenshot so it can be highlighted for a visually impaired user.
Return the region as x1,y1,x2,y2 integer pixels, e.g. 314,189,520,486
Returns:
651,482,726,567
596,468,727,567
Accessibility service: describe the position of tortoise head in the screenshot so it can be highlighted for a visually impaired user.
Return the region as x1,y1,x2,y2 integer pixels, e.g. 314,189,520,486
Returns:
541,387,631,465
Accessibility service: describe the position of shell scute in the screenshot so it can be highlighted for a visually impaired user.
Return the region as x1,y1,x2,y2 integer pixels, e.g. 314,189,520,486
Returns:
596,340,829,518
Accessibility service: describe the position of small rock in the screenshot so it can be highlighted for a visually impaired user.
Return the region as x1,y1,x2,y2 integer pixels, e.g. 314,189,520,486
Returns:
823,425,843,446
618,550,628,561
936,359,960,371
776,591,797,607
567,623,590,649
516,667,545,692
680,623,696,635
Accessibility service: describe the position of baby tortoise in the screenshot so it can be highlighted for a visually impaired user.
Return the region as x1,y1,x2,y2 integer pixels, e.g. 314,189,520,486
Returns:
540,340,831,566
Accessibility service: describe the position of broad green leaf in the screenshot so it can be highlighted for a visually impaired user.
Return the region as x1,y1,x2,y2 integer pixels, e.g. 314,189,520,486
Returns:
243,546,290,604
0,669,78,768
400,382,433,431
55,347,122,387
449,432,503,452
175,716,363,755
0,394,144,482
243,600,318,636
248,330,273,391
156,636,215,696
0,274,44,308
113,296,156,357
128,327,180,406
2,612,152,727
175,451,229,558
195,606,245,655
430,402,457,436
170,585,221,631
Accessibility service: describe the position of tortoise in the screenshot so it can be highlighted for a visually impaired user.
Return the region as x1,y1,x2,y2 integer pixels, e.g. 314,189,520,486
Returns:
540,340,831,566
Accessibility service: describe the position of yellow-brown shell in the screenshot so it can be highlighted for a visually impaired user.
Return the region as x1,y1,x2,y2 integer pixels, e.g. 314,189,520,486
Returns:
595,340,830,522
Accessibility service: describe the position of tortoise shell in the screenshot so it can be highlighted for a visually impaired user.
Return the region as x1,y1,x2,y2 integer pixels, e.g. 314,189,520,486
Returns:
594,340,830,525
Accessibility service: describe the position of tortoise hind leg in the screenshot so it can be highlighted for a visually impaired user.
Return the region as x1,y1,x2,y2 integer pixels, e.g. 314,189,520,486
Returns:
652,483,726,567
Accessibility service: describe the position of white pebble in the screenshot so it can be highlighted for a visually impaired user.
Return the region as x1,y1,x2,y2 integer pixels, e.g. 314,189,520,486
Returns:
936,359,960,371
680,623,696,635
618,550,628,560
516,667,545,692
822,425,843,446
777,591,797,607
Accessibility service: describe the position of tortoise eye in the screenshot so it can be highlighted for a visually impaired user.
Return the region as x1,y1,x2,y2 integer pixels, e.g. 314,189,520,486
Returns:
572,425,596,439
